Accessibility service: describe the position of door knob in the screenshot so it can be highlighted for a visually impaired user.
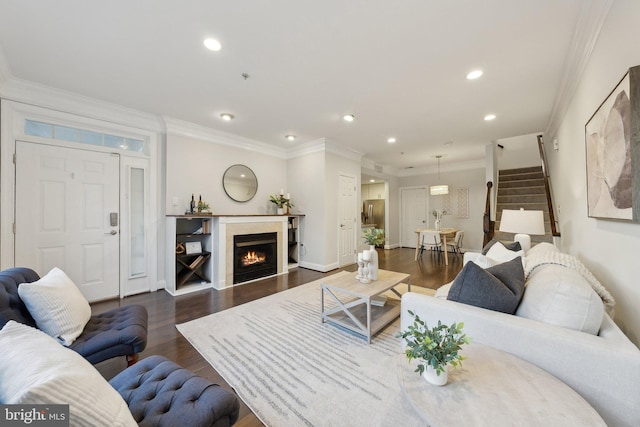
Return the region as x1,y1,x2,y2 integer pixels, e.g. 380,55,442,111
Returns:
105,230,118,235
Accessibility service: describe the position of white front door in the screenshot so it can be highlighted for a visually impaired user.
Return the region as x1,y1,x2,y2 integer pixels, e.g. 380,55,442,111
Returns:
15,141,120,301
338,174,357,267
401,187,428,248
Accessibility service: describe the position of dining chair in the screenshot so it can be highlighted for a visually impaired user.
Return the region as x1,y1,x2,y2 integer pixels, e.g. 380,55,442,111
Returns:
446,230,464,257
418,231,442,260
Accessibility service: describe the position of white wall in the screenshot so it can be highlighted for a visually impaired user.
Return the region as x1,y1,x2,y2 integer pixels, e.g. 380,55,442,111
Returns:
398,167,486,251
495,133,542,170
548,0,640,345
166,133,287,215
287,150,326,271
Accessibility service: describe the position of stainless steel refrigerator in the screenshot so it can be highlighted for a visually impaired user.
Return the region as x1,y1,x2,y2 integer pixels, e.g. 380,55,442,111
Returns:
363,199,385,228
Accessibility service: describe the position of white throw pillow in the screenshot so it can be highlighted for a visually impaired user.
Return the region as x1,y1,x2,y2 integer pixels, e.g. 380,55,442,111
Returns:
435,282,452,299
18,267,91,346
485,241,524,265
516,265,604,334
0,321,137,426
470,254,495,269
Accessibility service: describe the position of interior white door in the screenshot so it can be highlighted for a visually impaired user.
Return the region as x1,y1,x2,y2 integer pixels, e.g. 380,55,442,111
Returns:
401,187,428,248
338,174,357,267
15,141,120,301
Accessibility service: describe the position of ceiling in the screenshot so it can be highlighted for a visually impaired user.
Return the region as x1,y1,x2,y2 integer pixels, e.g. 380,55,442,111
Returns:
0,1,600,172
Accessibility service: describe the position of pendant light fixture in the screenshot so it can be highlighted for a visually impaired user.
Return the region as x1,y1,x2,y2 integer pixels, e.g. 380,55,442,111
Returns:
430,155,449,195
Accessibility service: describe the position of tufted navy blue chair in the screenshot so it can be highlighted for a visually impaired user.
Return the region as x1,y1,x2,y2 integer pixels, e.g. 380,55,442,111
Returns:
0,267,147,365
110,355,240,427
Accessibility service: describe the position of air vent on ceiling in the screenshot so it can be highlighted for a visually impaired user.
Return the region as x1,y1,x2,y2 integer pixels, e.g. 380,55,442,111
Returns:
374,164,383,173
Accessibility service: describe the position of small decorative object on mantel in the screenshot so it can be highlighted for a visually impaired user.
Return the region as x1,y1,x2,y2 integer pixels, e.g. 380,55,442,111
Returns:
269,189,293,215
186,194,211,215
397,310,470,386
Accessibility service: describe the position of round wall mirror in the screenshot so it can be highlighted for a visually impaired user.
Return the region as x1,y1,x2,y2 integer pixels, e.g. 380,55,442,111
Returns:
223,164,258,202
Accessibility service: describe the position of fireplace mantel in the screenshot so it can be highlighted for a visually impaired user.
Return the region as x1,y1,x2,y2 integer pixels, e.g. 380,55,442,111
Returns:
214,216,289,289
166,215,302,295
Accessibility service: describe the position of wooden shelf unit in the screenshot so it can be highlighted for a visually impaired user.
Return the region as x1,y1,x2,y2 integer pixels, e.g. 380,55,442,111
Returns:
287,216,301,269
166,215,213,295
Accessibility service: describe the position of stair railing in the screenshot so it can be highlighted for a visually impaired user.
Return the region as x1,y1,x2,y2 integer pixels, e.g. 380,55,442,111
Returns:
483,181,495,246
537,135,561,237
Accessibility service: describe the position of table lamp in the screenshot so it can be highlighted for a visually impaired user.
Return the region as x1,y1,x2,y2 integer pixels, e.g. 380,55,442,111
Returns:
498,208,545,252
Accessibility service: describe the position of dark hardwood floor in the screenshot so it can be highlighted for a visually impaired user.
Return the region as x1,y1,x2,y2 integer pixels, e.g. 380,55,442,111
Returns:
93,247,463,427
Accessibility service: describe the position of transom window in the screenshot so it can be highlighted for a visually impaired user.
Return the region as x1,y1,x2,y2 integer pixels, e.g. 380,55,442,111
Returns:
25,119,147,154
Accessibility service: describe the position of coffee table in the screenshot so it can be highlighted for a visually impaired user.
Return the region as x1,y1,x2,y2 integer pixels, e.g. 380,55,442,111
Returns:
398,343,606,426
320,269,410,343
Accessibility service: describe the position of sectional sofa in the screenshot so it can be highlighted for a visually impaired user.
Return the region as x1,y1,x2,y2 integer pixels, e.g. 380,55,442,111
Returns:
401,242,640,427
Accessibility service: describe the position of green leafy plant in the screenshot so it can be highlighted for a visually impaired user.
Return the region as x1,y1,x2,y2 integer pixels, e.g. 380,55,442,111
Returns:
362,228,385,246
269,194,293,208
432,209,447,220
397,310,470,376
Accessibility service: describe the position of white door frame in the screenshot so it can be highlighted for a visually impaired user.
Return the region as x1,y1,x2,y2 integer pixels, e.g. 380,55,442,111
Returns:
0,100,159,296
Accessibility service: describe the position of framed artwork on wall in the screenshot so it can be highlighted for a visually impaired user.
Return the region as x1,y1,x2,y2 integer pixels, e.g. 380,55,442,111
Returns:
585,65,640,222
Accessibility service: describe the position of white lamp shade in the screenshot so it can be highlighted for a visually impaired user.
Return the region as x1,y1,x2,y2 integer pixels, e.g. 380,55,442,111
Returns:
430,185,449,195
499,209,545,235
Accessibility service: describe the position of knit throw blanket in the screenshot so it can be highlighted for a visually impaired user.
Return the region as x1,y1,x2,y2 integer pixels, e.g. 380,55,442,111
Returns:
524,247,616,315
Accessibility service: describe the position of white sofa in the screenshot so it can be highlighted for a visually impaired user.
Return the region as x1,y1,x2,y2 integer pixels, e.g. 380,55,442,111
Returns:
400,245,640,427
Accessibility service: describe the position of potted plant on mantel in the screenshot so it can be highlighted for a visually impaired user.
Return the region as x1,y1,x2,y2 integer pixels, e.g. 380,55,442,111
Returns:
269,194,293,215
397,310,470,386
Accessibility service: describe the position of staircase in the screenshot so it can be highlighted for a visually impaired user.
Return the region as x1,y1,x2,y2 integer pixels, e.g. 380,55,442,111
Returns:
494,166,554,245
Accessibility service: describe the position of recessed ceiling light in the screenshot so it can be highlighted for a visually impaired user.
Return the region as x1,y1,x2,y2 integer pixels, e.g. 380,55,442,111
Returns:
484,114,496,121
220,113,234,121
343,114,355,122
466,69,483,80
285,135,296,141
204,38,222,52
387,137,396,143
370,179,375,183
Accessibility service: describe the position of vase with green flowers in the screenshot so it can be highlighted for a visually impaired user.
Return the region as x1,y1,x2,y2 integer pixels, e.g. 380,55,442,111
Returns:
397,310,470,386
432,210,447,231
269,194,293,214
362,228,384,280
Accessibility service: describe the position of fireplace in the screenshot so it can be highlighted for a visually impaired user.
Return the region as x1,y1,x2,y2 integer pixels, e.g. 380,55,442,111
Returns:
233,232,278,284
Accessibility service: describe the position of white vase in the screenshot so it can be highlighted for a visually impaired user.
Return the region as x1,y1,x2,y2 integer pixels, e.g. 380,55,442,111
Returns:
368,245,378,280
424,364,448,386
277,207,284,215
434,218,441,231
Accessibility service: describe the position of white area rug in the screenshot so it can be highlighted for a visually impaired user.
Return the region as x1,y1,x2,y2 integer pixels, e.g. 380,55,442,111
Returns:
177,271,428,427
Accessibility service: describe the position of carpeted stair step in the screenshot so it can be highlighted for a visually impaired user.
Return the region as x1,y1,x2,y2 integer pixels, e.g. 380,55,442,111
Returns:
499,186,546,196
499,178,545,189
498,194,547,204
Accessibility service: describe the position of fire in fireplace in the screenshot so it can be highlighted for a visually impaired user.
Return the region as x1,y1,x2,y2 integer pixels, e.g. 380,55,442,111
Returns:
234,232,278,284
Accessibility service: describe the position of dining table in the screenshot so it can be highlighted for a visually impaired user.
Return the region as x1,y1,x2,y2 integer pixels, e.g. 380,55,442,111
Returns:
414,228,458,265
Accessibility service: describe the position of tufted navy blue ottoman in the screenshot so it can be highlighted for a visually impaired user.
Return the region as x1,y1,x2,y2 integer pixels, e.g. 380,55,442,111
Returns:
110,355,240,427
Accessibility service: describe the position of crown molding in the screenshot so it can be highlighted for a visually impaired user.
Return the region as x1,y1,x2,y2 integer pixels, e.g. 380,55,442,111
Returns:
0,77,164,133
164,116,289,159
545,0,614,139
323,139,364,163
286,137,364,163
286,138,328,159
